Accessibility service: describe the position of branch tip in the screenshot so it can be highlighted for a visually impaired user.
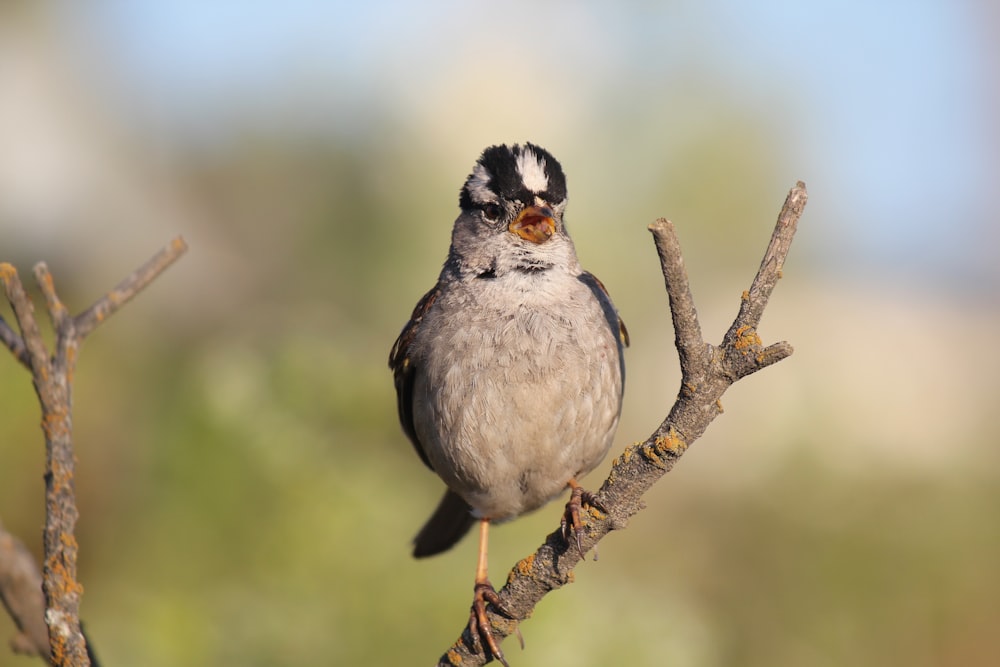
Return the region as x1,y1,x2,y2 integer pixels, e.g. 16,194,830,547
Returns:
647,218,674,235
74,236,189,339
757,341,794,367
33,263,72,334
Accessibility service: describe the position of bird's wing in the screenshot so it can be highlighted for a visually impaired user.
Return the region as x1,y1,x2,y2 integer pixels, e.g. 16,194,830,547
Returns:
388,285,440,470
578,271,629,346
578,270,629,384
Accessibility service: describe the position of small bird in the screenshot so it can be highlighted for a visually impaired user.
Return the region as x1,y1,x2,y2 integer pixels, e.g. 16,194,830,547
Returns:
389,143,628,665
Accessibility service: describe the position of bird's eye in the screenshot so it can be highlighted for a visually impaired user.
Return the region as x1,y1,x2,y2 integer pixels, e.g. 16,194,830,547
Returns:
482,203,501,221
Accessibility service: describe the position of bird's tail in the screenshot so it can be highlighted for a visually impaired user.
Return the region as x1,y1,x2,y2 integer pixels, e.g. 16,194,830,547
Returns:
413,490,476,558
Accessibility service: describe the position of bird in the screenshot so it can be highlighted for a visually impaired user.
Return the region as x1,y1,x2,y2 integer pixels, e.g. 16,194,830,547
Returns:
389,143,628,665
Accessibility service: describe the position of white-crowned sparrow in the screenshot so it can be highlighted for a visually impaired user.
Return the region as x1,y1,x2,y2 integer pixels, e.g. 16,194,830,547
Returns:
389,143,628,665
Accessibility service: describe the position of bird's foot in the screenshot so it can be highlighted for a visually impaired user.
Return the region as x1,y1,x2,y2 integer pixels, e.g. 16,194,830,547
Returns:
468,579,513,667
561,482,605,559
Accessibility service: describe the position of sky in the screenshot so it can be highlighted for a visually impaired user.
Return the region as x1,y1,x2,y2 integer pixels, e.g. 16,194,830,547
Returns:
47,0,997,291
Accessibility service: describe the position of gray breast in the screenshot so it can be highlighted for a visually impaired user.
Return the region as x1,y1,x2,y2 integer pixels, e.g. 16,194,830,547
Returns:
410,271,623,520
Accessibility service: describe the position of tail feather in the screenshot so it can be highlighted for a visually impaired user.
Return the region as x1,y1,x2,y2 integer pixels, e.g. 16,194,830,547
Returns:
413,490,476,558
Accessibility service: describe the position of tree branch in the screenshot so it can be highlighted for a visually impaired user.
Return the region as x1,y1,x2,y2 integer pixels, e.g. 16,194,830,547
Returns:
0,519,51,663
437,182,808,666
0,315,30,369
74,236,189,341
0,236,188,666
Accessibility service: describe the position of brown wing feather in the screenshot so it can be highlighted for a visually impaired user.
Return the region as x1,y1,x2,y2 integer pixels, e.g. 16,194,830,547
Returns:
388,286,440,469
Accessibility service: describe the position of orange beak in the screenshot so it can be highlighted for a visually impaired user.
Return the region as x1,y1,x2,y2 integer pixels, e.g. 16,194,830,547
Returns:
508,206,556,244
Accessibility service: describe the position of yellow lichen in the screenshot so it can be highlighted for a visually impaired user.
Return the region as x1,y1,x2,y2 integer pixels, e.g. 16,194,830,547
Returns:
0,263,17,283
515,554,535,577
44,554,84,597
41,412,71,442
733,325,762,352
654,429,686,455
59,533,78,550
638,429,687,466
587,504,607,521
50,632,67,666
640,443,667,470
39,270,55,293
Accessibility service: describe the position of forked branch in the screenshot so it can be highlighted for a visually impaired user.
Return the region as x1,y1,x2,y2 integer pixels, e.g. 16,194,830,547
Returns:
438,182,808,666
0,237,188,666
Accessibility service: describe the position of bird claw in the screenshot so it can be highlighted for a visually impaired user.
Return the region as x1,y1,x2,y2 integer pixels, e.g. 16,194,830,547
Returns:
468,580,512,667
560,484,604,559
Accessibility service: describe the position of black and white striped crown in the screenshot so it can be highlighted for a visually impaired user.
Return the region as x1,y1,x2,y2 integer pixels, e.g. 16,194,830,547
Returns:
459,143,568,211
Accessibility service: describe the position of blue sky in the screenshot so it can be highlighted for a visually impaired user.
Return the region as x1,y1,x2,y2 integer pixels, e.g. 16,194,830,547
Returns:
60,1,996,289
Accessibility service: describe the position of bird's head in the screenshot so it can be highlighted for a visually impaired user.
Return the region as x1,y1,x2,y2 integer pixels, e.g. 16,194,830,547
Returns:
449,143,578,278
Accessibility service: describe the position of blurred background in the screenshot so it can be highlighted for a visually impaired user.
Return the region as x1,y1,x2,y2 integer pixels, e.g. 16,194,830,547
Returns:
1,1,998,665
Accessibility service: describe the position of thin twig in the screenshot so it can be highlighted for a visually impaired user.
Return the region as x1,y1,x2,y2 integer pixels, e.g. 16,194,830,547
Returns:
0,519,52,663
734,181,807,333
34,264,75,373
437,182,807,666
649,218,707,373
0,315,30,368
74,236,188,340
0,265,51,376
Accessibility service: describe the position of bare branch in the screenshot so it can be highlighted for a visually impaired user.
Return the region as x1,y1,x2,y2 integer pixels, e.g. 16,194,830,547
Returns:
33,264,75,372
1,237,188,666
74,235,188,340
437,182,808,666
0,265,51,377
732,181,807,334
648,218,707,372
33,264,72,334
0,519,52,664
0,315,30,369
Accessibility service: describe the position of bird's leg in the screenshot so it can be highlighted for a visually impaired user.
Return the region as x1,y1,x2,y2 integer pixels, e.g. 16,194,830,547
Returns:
561,478,605,559
468,517,511,667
